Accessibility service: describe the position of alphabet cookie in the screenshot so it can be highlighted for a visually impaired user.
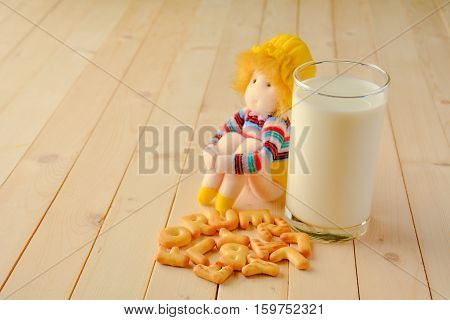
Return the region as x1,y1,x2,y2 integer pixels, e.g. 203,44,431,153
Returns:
217,228,250,248
257,218,291,241
181,213,216,238
238,209,274,229
193,263,234,284
206,209,239,231
242,260,279,277
186,238,216,265
159,226,192,248
256,223,272,241
280,232,312,258
250,238,287,260
247,252,264,263
156,246,190,268
217,243,249,270
270,247,309,270
270,218,291,236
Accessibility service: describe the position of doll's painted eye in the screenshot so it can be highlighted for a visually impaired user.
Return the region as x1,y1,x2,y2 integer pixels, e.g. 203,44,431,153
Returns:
266,83,271,87
252,78,256,84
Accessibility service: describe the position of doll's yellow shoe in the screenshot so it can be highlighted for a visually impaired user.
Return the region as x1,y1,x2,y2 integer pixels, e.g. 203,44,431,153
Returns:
198,186,218,205
215,193,235,214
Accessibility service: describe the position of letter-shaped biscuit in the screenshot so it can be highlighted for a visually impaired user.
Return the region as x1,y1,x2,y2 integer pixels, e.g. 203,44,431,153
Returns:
217,228,250,248
280,232,312,258
268,218,291,236
238,209,274,229
181,213,216,238
206,209,239,231
270,247,309,270
257,218,291,241
242,260,279,277
217,243,249,270
156,246,190,268
159,226,192,248
256,223,273,241
250,238,287,260
193,263,233,284
247,252,263,263
186,238,216,265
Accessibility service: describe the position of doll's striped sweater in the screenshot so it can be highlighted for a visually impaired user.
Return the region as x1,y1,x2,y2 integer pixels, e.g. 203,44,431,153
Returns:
206,109,290,174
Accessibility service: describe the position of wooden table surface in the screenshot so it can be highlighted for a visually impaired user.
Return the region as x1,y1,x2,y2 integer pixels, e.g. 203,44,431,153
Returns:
0,0,448,300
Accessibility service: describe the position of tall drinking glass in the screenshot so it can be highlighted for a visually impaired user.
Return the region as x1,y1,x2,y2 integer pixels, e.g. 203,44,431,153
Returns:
285,60,390,242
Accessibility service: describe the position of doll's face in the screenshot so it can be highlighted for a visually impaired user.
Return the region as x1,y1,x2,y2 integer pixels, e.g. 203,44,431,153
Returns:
244,70,278,114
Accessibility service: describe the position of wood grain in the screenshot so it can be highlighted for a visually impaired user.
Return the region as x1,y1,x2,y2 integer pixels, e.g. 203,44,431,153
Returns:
0,0,131,187
0,0,111,185
0,0,164,297
404,0,450,144
434,0,450,33
70,0,202,299
368,0,450,299
0,0,60,62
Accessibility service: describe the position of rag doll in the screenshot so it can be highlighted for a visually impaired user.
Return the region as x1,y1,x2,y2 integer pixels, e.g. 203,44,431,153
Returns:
198,34,314,213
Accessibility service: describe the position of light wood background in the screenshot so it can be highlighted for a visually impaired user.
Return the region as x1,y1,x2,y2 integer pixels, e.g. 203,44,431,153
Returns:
0,0,448,300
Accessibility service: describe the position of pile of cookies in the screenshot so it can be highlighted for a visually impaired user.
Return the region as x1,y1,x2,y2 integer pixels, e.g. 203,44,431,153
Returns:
156,209,311,284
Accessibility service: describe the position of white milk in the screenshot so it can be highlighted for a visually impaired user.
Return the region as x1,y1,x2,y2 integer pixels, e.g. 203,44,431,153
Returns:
286,76,387,229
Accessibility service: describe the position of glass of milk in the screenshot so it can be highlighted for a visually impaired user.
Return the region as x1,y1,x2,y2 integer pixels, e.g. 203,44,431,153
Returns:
285,60,390,242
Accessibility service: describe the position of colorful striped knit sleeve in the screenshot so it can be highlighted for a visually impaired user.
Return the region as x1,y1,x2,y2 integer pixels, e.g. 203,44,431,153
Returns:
232,117,289,174
205,109,246,154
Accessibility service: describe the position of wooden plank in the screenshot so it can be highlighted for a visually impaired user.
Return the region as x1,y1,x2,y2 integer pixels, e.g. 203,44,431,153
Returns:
368,0,450,299
0,0,164,294
297,0,335,61
1,0,230,300
69,0,203,300
404,0,450,144
259,0,297,41
288,0,359,300
0,0,95,113
404,0,450,299
401,163,450,300
0,0,131,186
358,131,433,299
334,0,430,299
368,0,449,164
433,0,450,32
0,0,60,61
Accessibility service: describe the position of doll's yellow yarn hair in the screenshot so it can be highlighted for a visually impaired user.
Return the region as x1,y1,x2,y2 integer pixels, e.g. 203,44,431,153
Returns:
233,34,314,116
